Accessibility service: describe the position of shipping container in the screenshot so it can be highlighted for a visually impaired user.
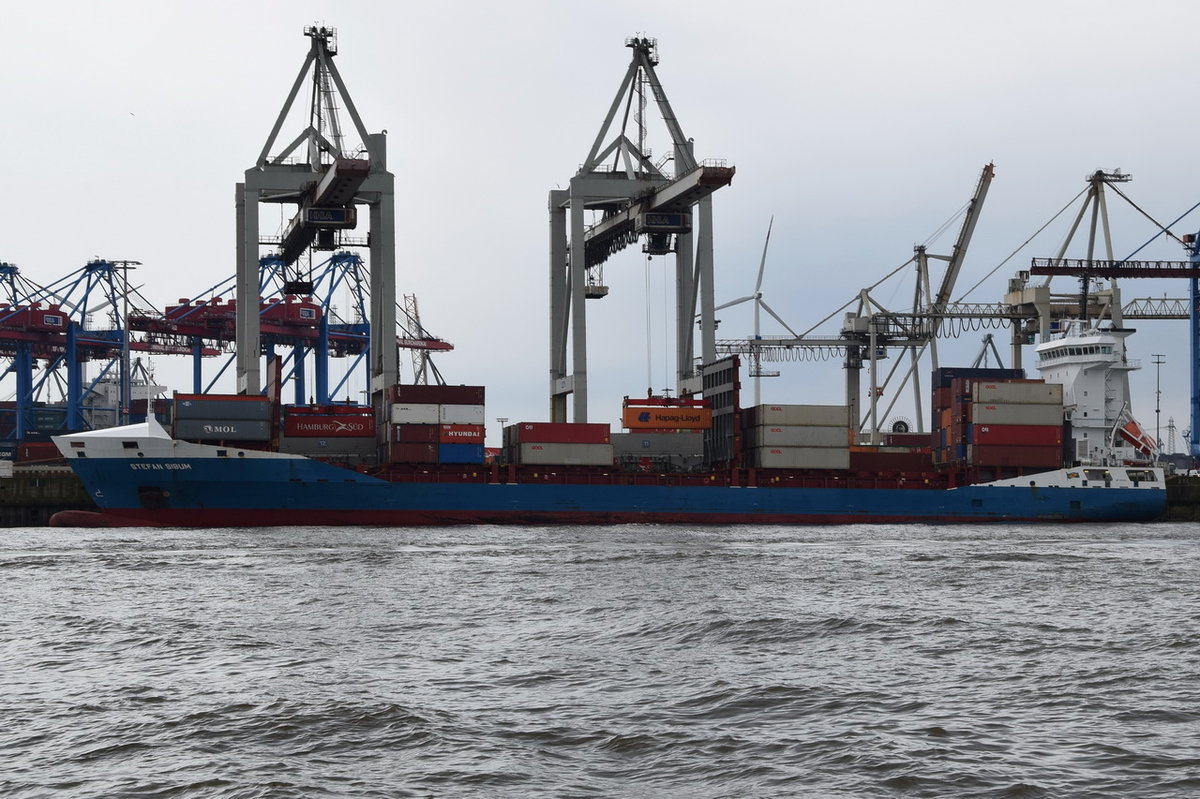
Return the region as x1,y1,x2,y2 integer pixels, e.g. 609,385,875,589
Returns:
744,404,850,427
514,442,614,466
439,424,485,444
972,403,1063,427
969,444,1062,469
883,432,935,448
387,384,485,406
174,419,271,441
622,406,713,430
970,424,1063,447
611,431,704,456
439,404,486,425
932,367,1024,389
174,394,273,421
848,449,934,472
972,381,1063,405
747,425,850,448
749,446,850,470
507,422,612,445
283,414,375,438
387,442,438,464
390,403,441,425
279,436,376,457
16,441,65,464
394,424,438,443
438,443,485,464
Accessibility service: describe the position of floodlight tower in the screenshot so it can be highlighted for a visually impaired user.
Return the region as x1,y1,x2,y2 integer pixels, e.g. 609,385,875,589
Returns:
549,36,734,422
236,25,396,405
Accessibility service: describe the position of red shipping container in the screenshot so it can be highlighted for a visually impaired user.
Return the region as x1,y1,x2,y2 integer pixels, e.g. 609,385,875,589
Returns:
394,424,438,443
387,442,438,463
284,414,375,437
439,424,485,444
387,384,485,406
970,444,1062,468
511,422,611,444
16,441,64,464
972,424,1062,447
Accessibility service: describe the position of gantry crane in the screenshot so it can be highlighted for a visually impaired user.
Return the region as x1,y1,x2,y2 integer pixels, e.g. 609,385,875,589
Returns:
237,25,396,402
549,36,735,422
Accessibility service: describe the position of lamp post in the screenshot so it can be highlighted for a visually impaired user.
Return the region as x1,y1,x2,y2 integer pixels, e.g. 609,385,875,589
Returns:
1152,353,1165,456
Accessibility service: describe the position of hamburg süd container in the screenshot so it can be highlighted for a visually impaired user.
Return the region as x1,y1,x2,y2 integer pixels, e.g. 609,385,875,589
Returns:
283,414,375,438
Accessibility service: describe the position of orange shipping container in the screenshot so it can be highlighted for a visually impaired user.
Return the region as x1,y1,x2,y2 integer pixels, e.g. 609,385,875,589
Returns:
622,406,713,430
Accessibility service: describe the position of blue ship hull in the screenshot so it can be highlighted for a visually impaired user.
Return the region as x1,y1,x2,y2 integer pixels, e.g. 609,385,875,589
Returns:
56,451,1166,527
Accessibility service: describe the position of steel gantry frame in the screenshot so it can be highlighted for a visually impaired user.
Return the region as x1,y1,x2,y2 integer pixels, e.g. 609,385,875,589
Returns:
236,25,396,406
549,36,734,422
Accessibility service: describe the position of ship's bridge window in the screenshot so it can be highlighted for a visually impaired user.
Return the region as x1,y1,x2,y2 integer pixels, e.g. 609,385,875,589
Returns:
1126,469,1156,482
122,441,139,449
1084,468,1110,482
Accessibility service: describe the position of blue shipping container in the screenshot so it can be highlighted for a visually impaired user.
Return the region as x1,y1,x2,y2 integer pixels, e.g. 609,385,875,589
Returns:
438,443,484,464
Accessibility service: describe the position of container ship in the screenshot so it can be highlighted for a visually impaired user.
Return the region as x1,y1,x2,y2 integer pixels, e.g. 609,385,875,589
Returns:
48,333,1166,527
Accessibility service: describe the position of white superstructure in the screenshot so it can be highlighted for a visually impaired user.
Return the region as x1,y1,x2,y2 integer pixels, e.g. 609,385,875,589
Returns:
1034,323,1156,466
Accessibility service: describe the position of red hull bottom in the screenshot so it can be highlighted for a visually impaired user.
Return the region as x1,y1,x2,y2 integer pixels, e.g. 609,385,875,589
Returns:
49,507,1082,528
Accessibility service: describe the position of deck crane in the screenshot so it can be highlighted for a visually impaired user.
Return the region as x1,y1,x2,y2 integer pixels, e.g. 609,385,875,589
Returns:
549,35,734,422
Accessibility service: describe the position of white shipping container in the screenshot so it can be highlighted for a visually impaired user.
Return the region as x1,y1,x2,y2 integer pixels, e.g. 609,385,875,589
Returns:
972,403,1063,426
747,404,850,427
390,403,440,424
750,446,850,470
517,442,614,466
440,403,486,425
748,425,849,448
972,382,1063,405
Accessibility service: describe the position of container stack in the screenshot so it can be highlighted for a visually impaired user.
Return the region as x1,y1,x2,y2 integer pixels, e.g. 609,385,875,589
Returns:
503,422,613,466
173,393,273,444
931,369,1064,470
280,405,376,460
742,404,851,470
386,384,486,465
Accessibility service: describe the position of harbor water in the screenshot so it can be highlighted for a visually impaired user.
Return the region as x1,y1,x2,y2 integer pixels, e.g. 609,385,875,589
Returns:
4,523,1199,797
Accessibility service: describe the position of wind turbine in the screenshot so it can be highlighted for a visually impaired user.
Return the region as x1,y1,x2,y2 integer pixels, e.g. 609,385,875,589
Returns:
715,216,798,406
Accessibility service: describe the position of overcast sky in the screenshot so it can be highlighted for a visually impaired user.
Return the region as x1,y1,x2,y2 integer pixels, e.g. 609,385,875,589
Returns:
6,1,1199,448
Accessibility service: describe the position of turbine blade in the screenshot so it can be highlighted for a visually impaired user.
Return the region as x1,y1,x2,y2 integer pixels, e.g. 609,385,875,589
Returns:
714,295,754,311
759,298,798,337
754,215,774,292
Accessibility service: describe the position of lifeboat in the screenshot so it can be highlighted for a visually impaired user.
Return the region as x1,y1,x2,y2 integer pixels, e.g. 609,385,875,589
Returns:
1117,419,1157,457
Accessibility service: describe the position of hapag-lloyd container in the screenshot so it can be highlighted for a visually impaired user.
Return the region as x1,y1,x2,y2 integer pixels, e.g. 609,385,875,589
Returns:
744,404,850,427
748,446,850,470
747,425,850,448
515,442,614,466
972,403,1063,426
972,382,1063,405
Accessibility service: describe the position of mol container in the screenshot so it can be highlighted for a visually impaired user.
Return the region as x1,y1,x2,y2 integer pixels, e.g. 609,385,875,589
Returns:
174,419,271,441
